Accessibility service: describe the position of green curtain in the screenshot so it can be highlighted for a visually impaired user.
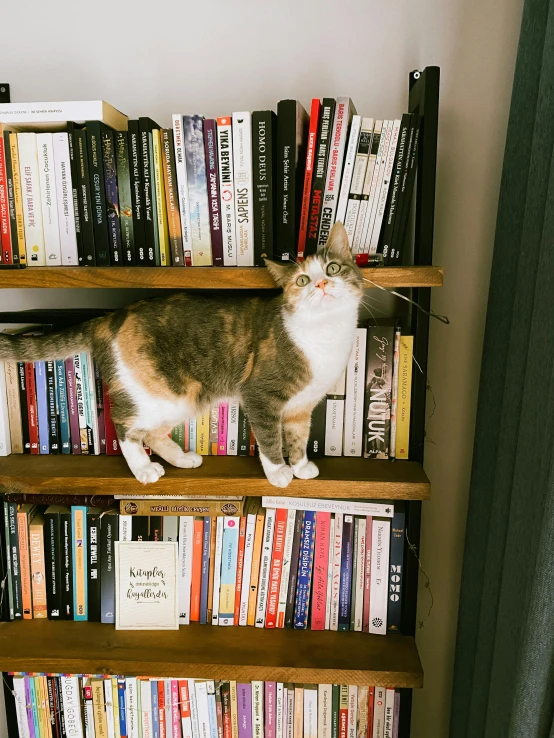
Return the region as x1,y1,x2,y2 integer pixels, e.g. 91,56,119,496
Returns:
449,0,554,736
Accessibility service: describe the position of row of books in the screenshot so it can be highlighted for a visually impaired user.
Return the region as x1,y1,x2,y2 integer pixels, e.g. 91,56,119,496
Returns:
0,323,413,460
8,675,401,738
0,496,405,636
0,98,420,268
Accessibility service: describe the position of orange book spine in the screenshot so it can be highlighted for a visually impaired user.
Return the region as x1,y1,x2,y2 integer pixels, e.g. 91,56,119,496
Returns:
247,513,266,626
29,514,47,619
158,680,166,738
190,517,204,621
233,517,247,623
17,510,33,619
207,517,217,622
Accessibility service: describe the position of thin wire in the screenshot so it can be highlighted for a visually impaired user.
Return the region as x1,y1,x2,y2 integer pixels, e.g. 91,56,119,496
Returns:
405,528,434,629
362,278,450,325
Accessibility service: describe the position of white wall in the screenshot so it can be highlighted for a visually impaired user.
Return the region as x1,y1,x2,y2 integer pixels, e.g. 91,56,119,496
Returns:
0,0,524,735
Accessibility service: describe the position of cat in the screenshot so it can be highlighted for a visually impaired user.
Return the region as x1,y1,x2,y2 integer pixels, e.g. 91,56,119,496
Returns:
0,223,363,488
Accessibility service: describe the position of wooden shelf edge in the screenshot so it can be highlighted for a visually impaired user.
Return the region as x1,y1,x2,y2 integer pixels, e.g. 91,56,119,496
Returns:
0,266,443,290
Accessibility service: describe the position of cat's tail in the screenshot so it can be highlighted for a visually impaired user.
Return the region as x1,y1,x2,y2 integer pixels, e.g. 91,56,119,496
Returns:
0,323,93,362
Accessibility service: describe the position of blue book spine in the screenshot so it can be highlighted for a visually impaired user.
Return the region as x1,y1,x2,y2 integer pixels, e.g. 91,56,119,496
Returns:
55,360,71,454
72,505,88,621
117,679,127,737
29,678,41,738
387,508,406,633
35,361,49,454
293,511,316,629
207,683,218,738
151,680,160,738
218,518,239,625
200,516,211,624
338,515,354,631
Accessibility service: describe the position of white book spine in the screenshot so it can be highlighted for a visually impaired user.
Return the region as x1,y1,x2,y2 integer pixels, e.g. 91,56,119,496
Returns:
60,676,85,738
324,517,335,630
344,118,373,242
211,516,225,624
389,328,401,460
351,120,382,254
206,681,218,738
0,101,126,127
13,678,30,738
119,515,132,541
304,687,318,738
217,118,237,266
141,679,153,738
36,132,62,264
73,353,88,452
188,679,200,738
85,352,100,455
361,120,393,255
163,516,178,542
194,682,211,738
104,680,116,738
189,417,197,451
17,133,46,265
239,513,256,625
354,518,366,631
232,112,254,266
330,513,343,631
5,361,23,454
0,363,11,456
343,328,367,457
52,132,79,265
317,685,331,738
172,115,193,265
282,687,289,738
226,400,240,456
371,687,386,738
347,687,357,738
324,370,346,456
261,496,394,518
286,689,294,738
276,508,297,627
383,689,395,738
368,120,401,254
178,516,194,624
180,681,193,738
252,681,264,738
335,115,362,225
165,679,173,735
369,519,391,635
126,678,139,738
255,507,276,627
276,683,284,738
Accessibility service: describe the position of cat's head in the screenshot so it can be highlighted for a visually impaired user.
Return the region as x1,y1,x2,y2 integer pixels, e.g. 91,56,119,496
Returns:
265,222,363,317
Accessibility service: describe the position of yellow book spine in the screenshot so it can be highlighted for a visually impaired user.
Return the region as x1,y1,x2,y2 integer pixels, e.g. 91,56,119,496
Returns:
230,681,239,738
152,129,170,266
293,687,304,738
8,132,27,265
44,676,53,738
395,336,413,460
35,676,46,738
196,412,210,455
112,679,121,738
92,678,109,738
247,513,266,626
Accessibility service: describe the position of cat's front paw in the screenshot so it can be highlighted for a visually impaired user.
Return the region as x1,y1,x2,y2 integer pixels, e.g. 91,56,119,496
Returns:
173,451,203,469
292,460,319,480
265,464,294,488
135,461,165,485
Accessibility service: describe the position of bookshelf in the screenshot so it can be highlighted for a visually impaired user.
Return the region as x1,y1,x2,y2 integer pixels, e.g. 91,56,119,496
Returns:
0,67,440,737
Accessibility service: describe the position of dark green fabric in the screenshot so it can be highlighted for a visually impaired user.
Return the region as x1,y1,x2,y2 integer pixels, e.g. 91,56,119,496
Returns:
450,0,554,735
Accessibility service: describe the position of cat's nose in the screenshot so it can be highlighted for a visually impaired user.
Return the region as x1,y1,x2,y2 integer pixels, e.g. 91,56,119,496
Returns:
315,278,329,291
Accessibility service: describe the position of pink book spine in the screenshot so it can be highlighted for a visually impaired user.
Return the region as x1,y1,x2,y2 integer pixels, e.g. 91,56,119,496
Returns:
218,402,228,455
171,680,181,738
184,420,190,453
362,516,372,632
265,682,276,738
310,512,331,630
64,358,81,454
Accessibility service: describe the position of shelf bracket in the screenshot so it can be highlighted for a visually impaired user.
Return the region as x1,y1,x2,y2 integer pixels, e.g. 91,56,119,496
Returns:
0,84,10,103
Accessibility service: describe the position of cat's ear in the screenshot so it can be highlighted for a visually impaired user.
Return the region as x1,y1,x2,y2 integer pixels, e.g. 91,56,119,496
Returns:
264,259,296,288
327,222,352,260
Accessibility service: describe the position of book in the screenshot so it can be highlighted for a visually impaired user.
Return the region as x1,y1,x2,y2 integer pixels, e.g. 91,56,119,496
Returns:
100,509,118,624
338,515,354,631
252,110,277,265
265,508,288,628
284,510,303,628
347,687,357,738
72,505,88,621
216,117,237,266
371,688,385,738
297,99,321,261
335,115,362,225
307,398,326,458
55,359,71,453
29,511,47,618
0,100,126,128
368,119,401,256
293,511,316,629
200,517,212,624
7,132,27,265
380,115,411,263
389,116,421,264
324,370,346,456
324,516,335,630
344,328,367,457
387,506,405,634
343,119,373,242
59,507,73,619
247,512,265,626
353,518,366,631
261,497,393,517
359,119,393,258
73,129,96,265
265,682,276,738
0,363,12,456
172,116,193,266
395,335,413,459
369,519,390,635
310,511,330,630
388,328,401,460
127,120,146,265
211,516,224,625
184,115,212,266
203,120,223,267
364,324,394,458
115,131,136,265
1,503,13,620
24,362,39,454
329,514,342,631
352,121,382,256
120,499,243,516
218,517,240,625
5,502,22,618
45,359,60,454
35,360,49,454
275,100,309,262
52,132,79,265
233,517,247,624
0,132,15,266
17,504,37,619
153,128,171,266
276,509,297,628
305,99,335,257
255,507,275,627
138,117,160,266
17,133,45,265
44,505,63,619
36,132,62,264
16,362,30,453
65,125,84,266
239,514,256,625
86,121,111,265
232,112,254,266
177,516,194,625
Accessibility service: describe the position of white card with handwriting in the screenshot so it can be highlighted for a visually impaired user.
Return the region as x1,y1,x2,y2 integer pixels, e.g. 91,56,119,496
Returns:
115,542,179,630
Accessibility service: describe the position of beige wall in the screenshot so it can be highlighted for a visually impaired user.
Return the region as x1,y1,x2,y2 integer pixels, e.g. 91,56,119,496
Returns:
0,0,524,735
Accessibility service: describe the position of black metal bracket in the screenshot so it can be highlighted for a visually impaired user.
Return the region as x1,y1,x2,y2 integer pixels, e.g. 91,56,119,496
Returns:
0,84,10,103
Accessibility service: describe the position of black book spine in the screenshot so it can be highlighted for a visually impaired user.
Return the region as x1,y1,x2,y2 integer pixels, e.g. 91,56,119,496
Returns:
0,503,10,621
391,116,421,264
115,132,136,266
387,506,406,633
149,516,163,541
56,677,68,738
305,98,335,257
75,129,97,265
46,359,60,454
3,131,20,266
203,120,223,267
381,114,411,263
60,510,73,619
307,398,326,458
44,510,63,619
101,130,124,265
139,117,158,265
284,511,303,628
66,128,85,265
87,509,101,621
237,406,250,457
128,120,147,264
46,677,58,737
252,111,276,265
17,361,30,452
86,122,111,265
51,676,64,738
132,516,149,541
7,502,22,618
100,512,118,624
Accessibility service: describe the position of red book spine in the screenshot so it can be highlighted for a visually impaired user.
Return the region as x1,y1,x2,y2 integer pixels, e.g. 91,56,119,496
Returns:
103,384,122,456
367,687,375,737
25,362,39,454
362,516,372,632
190,518,204,621
265,508,288,628
0,135,13,265
297,99,321,261
233,516,247,624
339,698,348,738
310,511,331,630
249,430,256,456
178,680,190,721
221,683,231,738
158,681,166,738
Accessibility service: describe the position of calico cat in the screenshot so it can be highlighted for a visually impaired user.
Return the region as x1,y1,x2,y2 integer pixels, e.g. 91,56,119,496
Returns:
0,223,363,487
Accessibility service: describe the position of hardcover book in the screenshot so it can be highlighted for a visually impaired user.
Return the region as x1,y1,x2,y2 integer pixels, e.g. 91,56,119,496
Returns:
364,324,394,458
252,110,277,265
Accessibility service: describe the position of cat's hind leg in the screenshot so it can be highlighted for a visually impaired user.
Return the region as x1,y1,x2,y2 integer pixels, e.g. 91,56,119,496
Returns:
145,429,203,469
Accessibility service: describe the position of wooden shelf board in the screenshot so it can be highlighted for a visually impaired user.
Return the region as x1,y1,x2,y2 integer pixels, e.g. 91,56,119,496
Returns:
0,266,443,290
0,621,423,687
0,455,430,499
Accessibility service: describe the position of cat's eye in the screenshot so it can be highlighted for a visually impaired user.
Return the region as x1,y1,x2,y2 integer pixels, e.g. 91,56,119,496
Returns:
296,274,311,287
326,262,341,276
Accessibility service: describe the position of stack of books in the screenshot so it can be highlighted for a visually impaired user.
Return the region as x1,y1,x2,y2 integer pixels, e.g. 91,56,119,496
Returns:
8,675,401,738
0,495,406,636
0,99,420,268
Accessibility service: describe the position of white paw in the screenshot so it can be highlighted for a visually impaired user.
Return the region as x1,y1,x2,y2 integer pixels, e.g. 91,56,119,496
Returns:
173,452,203,469
135,462,166,485
292,460,319,480
265,464,294,488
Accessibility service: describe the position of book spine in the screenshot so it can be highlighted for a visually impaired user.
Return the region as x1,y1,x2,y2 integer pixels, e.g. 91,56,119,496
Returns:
159,128,183,267
0,366,9,457
335,115,362,225
24,363,39,454
179,681,193,738
395,336,413,459
380,115,411,263
368,119,401,255
188,518,203,621
17,133,46,265
60,676,85,738
304,687,317,738
72,505,88,621
338,515,354,631
352,121,382,256
324,370,346,456
86,122,111,265
60,510,73,619
52,132,79,265
247,513,265,626
17,510,33,619
387,508,405,634
73,129,96,265
153,128,171,266
100,512,118,624
344,119,373,243
343,328,367,457
364,325,394,458
324,516,335,630
1,503,13,619
237,684,252,738
353,517,366,631
206,517,217,623
46,359,60,454
265,508,288,628
218,517,240,625
115,132,136,265
255,507,276,627
310,511,330,630
233,517,247,624
210,516,224,624
44,509,62,619
284,510,303,628
226,400,239,456
5,361,23,453
362,517,372,632
216,117,237,266
276,509,297,628
297,99,321,260
7,132,26,265
55,360,71,454
369,519,390,635
139,118,158,266
391,117,421,264
17,362,30,452
389,328,401,460
232,112,254,266
94,361,105,454
183,115,212,266
203,120,223,266
347,687,357,738
36,132,62,264
199,516,211,624
307,398,326,458
35,361,49,454
218,402,228,455
251,682,263,738
127,121,146,265
65,127,84,266
101,129,124,265
81,352,98,454
172,116,193,266
6,503,22,618
237,407,250,456
103,384,121,456
305,99,335,257
265,682,276,738
383,690,395,738
392,694,400,738
360,120,393,257
65,358,81,454
252,111,276,265
238,514,256,625
29,517,47,618
371,688,385,738
0,131,14,266
330,513,343,631
293,511,316,629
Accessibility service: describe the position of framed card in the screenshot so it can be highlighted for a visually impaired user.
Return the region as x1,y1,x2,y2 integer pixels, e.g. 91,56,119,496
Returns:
115,541,179,630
